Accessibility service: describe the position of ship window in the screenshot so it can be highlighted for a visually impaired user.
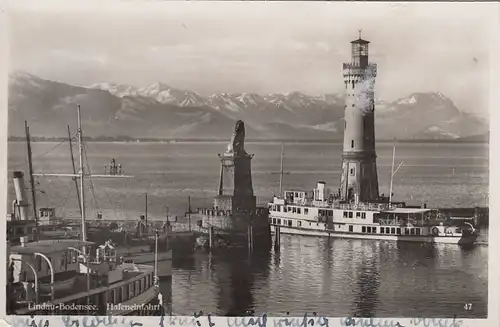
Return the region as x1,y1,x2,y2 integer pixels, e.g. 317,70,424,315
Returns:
277,206,281,212
278,219,282,225
298,221,302,227
380,228,384,234
349,225,353,232
362,212,366,219
345,121,346,129
416,228,421,236
328,210,333,217
372,227,377,233
272,218,276,224
411,228,415,235
391,227,396,234
351,140,354,148
288,220,292,227
36,257,42,271
269,218,272,224
304,208,308,215
356,212,360,218
348,212,353,218
293,207,297,213
297,208,301,214
397,228,401,234
362,226,366,233
405,228,410,235
366,227,371,233
352,81,355,88
343,211,348,218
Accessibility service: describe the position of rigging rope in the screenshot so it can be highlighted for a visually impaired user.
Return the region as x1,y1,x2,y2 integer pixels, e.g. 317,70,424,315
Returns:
82,140,120,220
57,183,74,218
10,136,74,170
82,141,100,217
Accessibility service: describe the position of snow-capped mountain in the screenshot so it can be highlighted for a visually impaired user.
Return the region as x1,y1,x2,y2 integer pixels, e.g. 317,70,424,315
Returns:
8,71,489,140
90,81,206,107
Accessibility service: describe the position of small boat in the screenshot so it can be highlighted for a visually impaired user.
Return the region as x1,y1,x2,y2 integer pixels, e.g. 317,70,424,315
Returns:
7,105,165,315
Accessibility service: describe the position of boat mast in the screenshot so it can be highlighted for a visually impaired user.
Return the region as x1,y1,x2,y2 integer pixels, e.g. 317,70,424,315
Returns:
389,146,395,206
77,105,87,254
279,143,284,197
388,144,404,207
145,193,148,229
67,125,82,216
25,121,39,241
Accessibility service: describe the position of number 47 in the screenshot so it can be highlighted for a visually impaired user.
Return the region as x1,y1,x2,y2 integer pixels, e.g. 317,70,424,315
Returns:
464,303,472,310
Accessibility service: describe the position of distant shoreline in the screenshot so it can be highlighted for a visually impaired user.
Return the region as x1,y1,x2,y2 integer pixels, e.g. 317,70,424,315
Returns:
7,137,489,145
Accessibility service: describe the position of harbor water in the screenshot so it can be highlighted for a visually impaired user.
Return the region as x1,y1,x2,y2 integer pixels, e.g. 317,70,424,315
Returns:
7,141,489,317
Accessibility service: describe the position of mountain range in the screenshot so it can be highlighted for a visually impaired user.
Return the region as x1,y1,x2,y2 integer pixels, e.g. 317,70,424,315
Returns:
8,71,489,141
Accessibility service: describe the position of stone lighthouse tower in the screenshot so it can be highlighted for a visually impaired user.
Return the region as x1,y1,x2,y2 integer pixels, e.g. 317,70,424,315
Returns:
340,31,379,203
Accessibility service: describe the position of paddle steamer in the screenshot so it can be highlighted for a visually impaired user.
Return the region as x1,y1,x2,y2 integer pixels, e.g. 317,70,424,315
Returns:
268,33,480,246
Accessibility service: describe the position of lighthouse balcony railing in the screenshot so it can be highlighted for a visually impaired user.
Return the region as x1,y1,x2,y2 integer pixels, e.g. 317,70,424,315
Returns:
343,62,377,70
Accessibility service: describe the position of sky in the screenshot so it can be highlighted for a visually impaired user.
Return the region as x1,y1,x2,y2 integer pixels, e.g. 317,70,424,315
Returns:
7,1,495,119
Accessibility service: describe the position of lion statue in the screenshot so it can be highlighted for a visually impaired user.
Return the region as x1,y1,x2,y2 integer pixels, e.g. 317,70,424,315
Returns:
225,120,247,156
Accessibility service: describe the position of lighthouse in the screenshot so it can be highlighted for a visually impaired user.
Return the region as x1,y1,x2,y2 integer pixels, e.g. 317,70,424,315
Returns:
339,31,380,203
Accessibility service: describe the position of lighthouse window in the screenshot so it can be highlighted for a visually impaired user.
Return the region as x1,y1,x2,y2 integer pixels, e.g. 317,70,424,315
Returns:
351,140,354,148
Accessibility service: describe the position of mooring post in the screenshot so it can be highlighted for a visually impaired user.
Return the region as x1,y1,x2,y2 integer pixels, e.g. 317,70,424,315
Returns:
274,226,280,251
250,226,254,252
247,225,251,250
209,226,213,251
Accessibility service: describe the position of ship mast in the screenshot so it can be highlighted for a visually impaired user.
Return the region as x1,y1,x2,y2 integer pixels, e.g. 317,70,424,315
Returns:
67,125,82,216
279,143,284,197
77,105,87,254
388,146,396,206
33,104,135,255
271,143,290,198
388,144,404,207
25,121,39,240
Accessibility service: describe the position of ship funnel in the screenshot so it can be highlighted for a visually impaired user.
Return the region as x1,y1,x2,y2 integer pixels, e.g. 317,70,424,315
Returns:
13,171,29,221
316,181,326,201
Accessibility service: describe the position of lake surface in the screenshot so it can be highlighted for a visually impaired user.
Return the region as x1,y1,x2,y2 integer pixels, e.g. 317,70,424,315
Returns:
7,141,489,317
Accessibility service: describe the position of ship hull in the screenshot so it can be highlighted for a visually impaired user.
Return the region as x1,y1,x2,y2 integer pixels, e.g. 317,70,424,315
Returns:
120,251,172,278
271,225,479,245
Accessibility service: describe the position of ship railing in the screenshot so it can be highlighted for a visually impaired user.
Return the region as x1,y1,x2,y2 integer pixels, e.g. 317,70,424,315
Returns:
330,202,389,212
